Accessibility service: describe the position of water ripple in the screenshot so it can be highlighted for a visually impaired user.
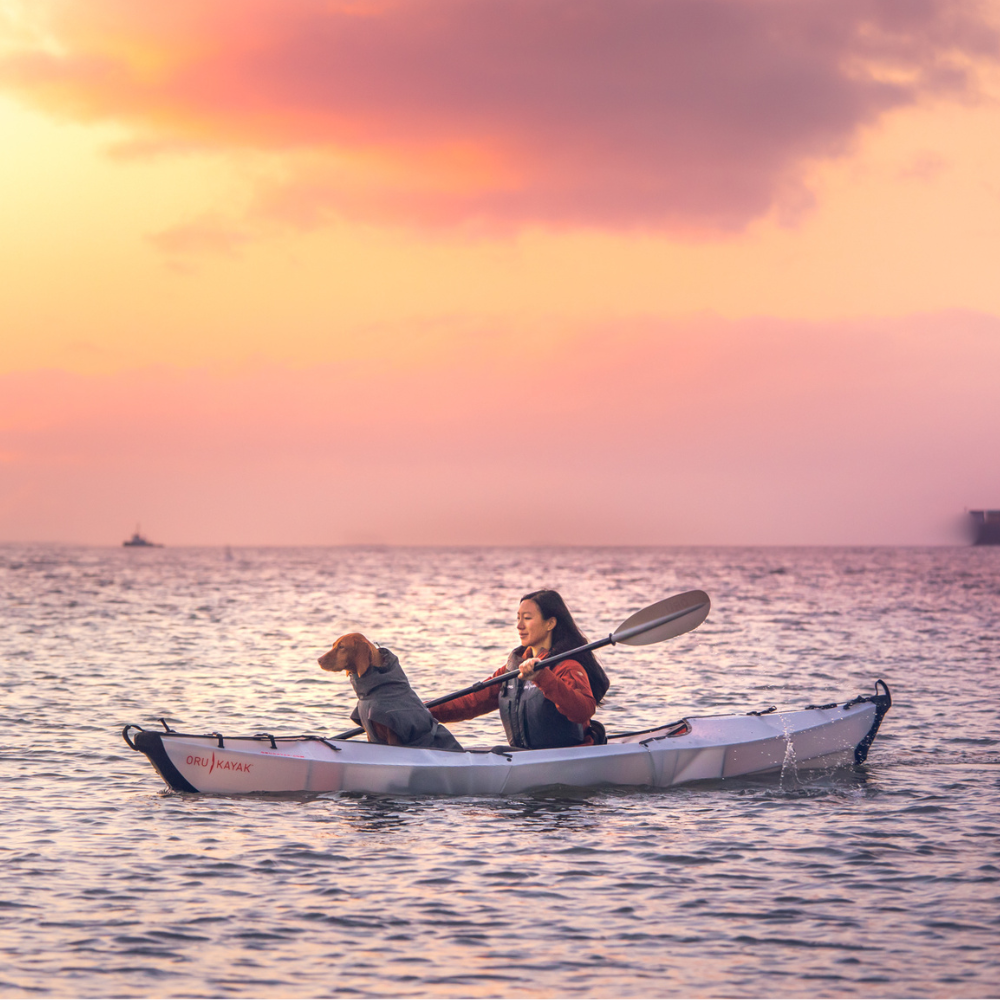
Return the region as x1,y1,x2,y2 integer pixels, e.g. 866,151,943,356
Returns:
1,544,998,997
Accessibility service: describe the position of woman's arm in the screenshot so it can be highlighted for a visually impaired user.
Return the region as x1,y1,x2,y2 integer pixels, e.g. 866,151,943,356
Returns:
532,658,596,725
428,664,506,723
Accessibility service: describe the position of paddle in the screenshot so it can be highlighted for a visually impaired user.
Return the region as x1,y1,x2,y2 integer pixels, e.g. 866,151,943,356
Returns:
331,590,710,740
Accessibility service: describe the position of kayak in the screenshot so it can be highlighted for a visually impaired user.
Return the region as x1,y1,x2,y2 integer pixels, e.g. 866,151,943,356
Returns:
123,680,891,796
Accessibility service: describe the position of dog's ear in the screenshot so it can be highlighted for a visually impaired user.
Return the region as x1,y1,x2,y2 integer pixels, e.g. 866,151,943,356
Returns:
345,634,375,676
320,633,379,675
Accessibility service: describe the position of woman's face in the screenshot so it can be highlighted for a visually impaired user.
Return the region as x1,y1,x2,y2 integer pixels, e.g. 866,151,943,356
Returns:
517,600,556,650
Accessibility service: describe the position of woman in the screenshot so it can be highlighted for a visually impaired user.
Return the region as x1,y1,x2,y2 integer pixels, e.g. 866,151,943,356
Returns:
430,590,609,749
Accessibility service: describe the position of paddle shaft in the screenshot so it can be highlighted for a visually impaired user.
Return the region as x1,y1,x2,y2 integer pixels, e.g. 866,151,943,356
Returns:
331,600,707,741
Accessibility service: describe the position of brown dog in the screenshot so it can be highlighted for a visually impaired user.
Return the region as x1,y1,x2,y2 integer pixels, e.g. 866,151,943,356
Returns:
318,632,380,677
318,633,462,750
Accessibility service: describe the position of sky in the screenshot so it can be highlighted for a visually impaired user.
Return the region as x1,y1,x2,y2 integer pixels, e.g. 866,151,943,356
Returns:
1,0,999,546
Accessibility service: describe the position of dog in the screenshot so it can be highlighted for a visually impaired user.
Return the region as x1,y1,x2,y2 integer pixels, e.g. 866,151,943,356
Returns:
319,633,461,750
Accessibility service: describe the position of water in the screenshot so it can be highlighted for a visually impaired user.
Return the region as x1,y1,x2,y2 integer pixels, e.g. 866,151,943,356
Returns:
1,545,998,999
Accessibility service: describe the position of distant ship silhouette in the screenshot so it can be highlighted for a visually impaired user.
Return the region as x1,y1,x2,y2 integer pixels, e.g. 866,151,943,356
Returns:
123,526,163,548
968,510,1000,546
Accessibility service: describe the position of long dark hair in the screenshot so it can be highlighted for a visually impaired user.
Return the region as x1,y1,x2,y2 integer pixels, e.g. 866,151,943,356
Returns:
520,589,609,704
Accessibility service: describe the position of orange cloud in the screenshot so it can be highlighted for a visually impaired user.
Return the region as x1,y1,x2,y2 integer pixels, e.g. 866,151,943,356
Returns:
2,0,996,231
147,215,250,257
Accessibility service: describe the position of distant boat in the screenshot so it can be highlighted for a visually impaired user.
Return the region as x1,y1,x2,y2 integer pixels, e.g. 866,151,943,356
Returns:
123,527,163,548
968,510,1000,546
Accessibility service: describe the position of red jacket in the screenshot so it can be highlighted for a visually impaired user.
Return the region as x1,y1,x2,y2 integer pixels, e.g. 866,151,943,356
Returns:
430,651,597,739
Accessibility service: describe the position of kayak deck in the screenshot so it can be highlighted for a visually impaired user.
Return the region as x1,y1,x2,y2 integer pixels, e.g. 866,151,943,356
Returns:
125,680,891,797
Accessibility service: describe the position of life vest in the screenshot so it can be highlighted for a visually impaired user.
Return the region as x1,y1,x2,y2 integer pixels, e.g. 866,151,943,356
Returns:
497,648,588,749
349,648,462,750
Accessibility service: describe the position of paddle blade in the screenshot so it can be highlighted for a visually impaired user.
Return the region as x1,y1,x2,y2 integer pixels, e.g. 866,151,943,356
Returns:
612,590,710,645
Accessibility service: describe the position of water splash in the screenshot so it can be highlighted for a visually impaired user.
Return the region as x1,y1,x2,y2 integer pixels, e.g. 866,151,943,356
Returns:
777,710,800,791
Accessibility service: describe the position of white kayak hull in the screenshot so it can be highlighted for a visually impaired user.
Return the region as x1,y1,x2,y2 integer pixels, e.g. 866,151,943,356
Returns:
126,681,890,797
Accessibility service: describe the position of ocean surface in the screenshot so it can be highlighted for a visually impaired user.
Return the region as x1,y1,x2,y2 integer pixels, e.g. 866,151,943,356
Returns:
1,544,998,999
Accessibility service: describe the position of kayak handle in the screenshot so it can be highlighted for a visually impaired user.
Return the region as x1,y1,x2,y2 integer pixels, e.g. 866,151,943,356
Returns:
122,724,144,751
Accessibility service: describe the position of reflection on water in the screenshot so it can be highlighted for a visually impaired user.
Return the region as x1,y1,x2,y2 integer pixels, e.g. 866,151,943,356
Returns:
1,544,998,998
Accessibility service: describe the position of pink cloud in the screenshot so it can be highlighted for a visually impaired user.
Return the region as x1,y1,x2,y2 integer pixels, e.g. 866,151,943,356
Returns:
1,312,998,544
2,0,997,230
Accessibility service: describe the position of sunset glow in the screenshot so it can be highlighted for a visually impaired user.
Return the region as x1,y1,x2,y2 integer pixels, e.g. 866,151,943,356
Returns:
2,0,999,544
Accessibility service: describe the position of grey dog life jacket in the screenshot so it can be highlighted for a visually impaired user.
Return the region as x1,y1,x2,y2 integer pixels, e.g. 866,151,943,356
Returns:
497,648,588,750
349,648,462,751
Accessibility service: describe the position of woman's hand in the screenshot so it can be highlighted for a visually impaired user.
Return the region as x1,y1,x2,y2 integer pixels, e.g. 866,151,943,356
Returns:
518,656,544,680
